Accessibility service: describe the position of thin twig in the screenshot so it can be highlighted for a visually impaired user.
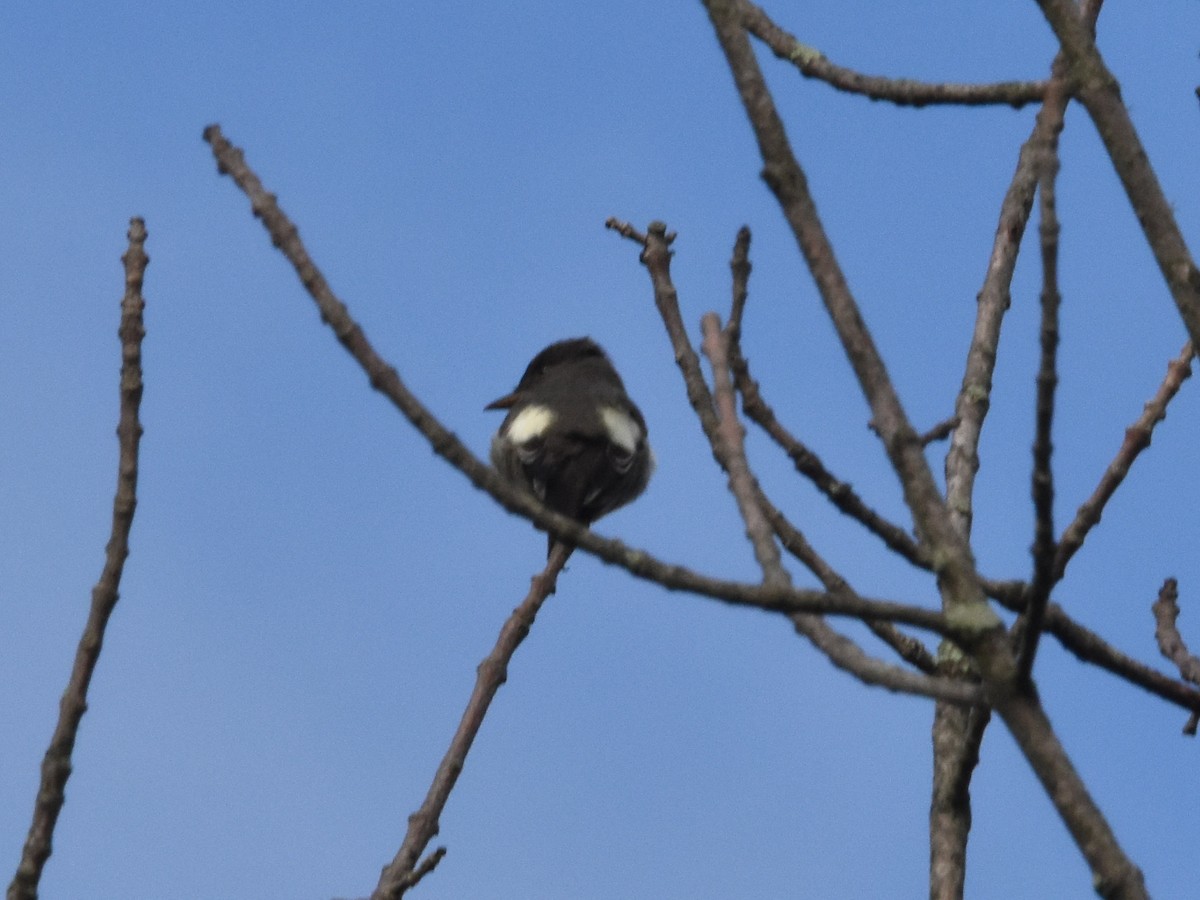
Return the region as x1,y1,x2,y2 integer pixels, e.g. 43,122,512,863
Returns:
8,218,148,900
740,0,1046,108
606,218,724,444
726,225,752,344
1151,578,1200,735
732,349,932,569
1016,149,1063,684
918,416,960,447
1054,342,1194,581
752,426,939,675
702,312,783,579
373,543,573,900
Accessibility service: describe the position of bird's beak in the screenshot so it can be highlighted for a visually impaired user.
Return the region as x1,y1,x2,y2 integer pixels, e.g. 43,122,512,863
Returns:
484,392,519,411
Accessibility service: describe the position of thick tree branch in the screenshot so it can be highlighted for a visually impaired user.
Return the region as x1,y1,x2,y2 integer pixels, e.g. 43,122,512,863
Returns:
373,544,572,899
1035,0,1200,351
701,0,998,632
929,701,991,900
740,1,1046,108
8,219,148,900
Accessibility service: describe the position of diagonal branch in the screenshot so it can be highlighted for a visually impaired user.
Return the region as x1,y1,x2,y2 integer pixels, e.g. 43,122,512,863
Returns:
942,46,1074,540
1054,342,1194,582
373,543,572,899
701,313,784,580
700,313,974,702
1035,0,1200,351
612,215,969,700
9,218,148,900
982,586,1200,719
941,0,1102,540
722,226,936,673
732,352,932,568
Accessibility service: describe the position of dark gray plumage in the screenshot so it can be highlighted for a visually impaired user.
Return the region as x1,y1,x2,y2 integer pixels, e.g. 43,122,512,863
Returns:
487,338,653,549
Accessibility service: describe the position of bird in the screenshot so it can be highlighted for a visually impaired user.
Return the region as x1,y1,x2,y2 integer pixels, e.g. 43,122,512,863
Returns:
486,337,653,553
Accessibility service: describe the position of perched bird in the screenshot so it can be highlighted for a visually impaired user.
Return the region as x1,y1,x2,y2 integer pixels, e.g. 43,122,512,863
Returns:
486,337,653,551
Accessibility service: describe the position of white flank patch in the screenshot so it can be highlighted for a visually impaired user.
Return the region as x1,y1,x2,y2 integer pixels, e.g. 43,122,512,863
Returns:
600,406,641,454
507,404,555,443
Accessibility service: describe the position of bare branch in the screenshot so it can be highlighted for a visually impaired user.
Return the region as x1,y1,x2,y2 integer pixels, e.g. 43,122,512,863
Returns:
1151,578,1200,735
930,701,991,900
1017,151,1064,684
719,229,938,674
1055,342,1194,581
733,350,932,568
740,0,1046,108
373,543,572,899
943,55,1072,540
617,217,962,697
941,0,1100,538
800,625,980,704
1152,579,1200,685
998,697,1146,899
980,586,1200,720
1035,0,1200,350
758,492,939,674
726,225,752,344
605,218,723,443
701,5,1007,684
9,219,148,900
702,312,785,580
918,416,959,447
701,313,976,703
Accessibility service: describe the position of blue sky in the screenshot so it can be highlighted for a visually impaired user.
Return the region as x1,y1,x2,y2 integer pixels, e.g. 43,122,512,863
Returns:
2,2,1199,898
